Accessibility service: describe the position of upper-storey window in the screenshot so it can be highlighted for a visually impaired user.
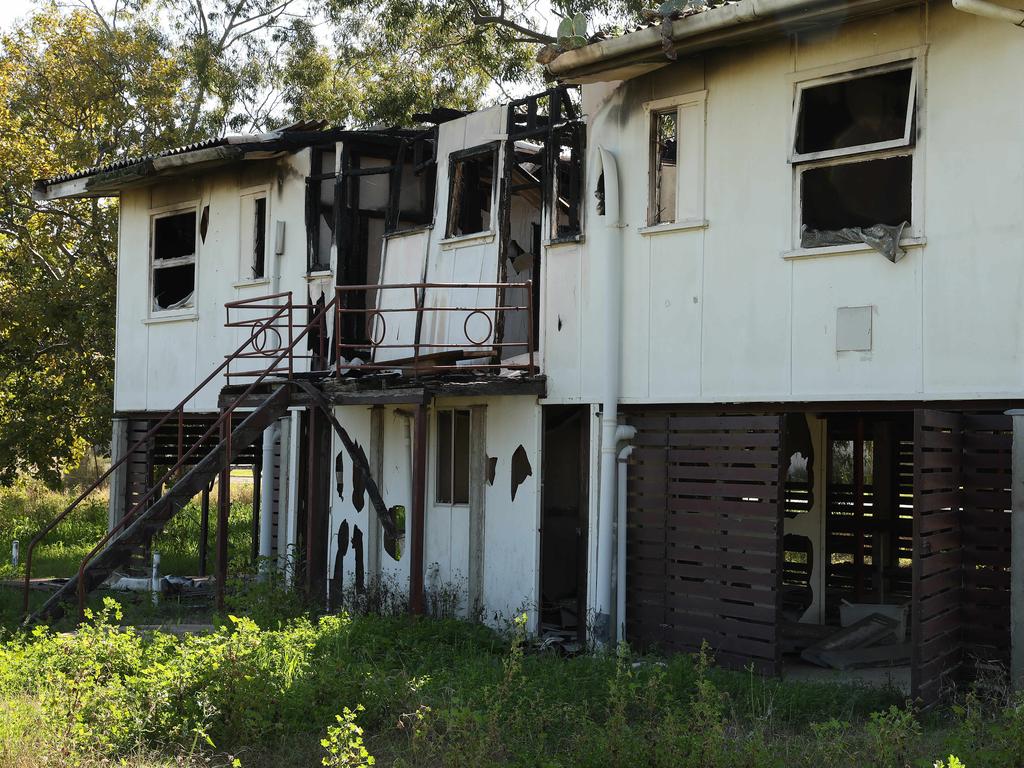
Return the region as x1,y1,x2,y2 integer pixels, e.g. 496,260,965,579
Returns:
445,144,497,238
791,60,919,257
645,91,707,230
239,191,268,280
151,208,197,311
650,109,677,225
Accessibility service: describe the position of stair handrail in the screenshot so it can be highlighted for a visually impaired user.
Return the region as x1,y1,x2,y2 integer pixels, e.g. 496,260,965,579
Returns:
22,293,295,618
69,293,338,620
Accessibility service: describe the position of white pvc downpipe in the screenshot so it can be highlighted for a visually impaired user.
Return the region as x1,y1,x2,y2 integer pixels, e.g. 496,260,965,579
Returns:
593,145,631,645
952,0,1024,25
615,441,635,643
258,422,279,573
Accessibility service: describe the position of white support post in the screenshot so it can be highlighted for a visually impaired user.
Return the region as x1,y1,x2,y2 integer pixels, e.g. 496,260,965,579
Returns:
107,418,129,532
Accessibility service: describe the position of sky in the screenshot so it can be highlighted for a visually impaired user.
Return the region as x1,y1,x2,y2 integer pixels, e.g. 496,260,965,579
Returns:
0,0,565,35
0,0,34,31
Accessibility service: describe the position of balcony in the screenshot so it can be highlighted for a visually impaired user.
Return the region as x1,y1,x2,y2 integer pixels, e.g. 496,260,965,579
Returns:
224,282,537,383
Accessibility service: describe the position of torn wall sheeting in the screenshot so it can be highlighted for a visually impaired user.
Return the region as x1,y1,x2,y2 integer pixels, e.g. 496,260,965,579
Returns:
371,229,431,364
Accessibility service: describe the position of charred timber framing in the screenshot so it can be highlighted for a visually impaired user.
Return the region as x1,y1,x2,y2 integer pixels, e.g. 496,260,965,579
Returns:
217,375,547,409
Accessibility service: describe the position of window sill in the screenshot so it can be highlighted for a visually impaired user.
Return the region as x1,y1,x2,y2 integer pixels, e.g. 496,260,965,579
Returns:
546,234,584,249
385,224,433,239
305,270,333,281
144,311,198,325
638,219,709,237
233,278,271,289
782,236,926,260
440,231,495,249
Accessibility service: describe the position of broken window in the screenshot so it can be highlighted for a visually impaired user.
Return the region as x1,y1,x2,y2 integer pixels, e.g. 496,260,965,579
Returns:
445,144,497,238
436,409,470,504
650,109,678,225
240,192,268,280
305,146,335,272
152,209,196,311
792,62,918,259
552,124,583,240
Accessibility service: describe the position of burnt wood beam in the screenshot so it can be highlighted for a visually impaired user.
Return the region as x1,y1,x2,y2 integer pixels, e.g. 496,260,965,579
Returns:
294,381,401,542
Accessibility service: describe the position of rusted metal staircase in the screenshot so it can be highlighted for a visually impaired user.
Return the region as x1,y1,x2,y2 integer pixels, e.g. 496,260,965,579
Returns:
22,294,308,624
27,388,290,623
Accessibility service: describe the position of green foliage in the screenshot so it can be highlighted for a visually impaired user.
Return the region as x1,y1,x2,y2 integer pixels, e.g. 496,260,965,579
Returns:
865,703,922,768
322,705,375,767
0,601,1022,767
557,13,589,50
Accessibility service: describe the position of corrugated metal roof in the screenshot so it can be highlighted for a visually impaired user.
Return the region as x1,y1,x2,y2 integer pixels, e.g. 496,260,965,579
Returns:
36,120,335,187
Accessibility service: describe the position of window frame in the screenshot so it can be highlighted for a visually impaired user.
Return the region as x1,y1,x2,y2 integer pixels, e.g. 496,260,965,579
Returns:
434,407,472,506
643,90,708,230
149,202,200,316
789,59,919,165
787,49,927,252
443,141,500,241
238,186,271,283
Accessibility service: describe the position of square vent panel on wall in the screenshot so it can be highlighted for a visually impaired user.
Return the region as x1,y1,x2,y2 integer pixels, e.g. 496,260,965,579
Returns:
836,305,873,352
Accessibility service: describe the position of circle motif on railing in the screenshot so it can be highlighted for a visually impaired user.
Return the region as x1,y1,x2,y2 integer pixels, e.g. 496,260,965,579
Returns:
366,311,387,346
463,310,493,347
252,326,283,353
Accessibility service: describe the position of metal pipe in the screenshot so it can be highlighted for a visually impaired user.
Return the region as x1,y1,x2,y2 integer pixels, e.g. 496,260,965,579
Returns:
594,145,626,646
258,422,279,575
615,438,636,644
952,0,1024,25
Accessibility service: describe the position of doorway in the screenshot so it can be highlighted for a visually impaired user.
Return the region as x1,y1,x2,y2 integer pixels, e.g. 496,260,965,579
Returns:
540,406,590,645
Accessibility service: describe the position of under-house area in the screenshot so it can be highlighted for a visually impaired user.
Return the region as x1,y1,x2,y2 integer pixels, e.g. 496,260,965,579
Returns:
622,408,1013,701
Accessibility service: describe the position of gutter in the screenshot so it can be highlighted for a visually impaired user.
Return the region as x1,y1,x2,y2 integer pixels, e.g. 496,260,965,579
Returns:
952,0,1024,24
548,0,921,83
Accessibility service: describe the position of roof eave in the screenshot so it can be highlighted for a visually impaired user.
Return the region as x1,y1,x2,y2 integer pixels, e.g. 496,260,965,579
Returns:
548,0,922,83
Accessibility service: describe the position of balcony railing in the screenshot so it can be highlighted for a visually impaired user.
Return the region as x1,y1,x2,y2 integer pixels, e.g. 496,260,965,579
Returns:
224,282,536,380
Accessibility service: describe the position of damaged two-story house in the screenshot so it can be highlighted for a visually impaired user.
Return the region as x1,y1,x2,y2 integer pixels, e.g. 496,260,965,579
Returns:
25,0,1024,705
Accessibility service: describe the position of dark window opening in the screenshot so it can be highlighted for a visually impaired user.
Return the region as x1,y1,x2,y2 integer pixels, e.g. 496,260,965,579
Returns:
552,124,583,240
153,263,195,310
436,409,471,504
507,85,583,241
796,67,914,156
152,210,196,311
305,146,335,273
801,155,912,232
252,196,267,279
651,109,678,225
446,147,496,238
154,211,196,261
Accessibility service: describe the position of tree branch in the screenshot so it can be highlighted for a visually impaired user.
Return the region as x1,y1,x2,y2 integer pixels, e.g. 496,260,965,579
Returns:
465,0,557,44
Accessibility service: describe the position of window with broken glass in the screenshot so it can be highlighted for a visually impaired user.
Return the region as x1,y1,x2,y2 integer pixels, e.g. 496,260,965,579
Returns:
151,208,197,312
436,409,471,505
791,61,919,259
239,192,268,280
649,109,678,225
445,145,497,238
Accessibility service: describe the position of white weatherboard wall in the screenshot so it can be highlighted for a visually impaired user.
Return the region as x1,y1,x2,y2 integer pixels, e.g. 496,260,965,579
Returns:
113,152,312,414
548,4,1024,407
327,398,541,629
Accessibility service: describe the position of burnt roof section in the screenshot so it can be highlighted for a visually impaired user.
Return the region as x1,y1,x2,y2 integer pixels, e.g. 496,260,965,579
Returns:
33,121,427,200
37,120,331,187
